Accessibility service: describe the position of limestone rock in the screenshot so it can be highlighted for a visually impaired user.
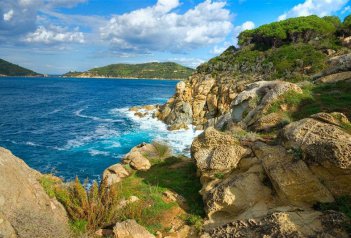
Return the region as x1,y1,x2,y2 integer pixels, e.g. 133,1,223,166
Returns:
310,112,350,127
230,80,302,130
122,143,159,171
342,36,351,48
103,163,129,186
315,71,351,84
253,142,334,205
203,160,273,224
316,53,351,77
157,73,246,129
202,209,349,238
280,113,351,169
0,212,17,238
124,151,151,171
0,147,70,238
113,219,155,238
251,112,290,132
191,127,249,173
95,228,114,237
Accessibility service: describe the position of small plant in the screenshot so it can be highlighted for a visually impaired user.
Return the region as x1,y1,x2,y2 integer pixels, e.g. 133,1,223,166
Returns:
292,147,303,160
214,173,225,179
152,141,171,160
182,214,203,231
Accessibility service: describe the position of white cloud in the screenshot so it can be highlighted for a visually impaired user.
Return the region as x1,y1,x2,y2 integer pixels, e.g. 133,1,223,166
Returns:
342,6,351,14
211,20,255,55
3,9,14,22
169,57,205,68
100,0,233,54
25,25,85,44
0,0,87,44
278,0,349,21
240,21,255,31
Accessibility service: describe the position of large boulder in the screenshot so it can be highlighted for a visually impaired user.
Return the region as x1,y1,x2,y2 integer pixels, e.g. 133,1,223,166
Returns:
280,113,351,197
280,113,351,169
113,219,155,238
122,143,161,171
313,53,351,80
123,151,151,171
203,157,273,224
103,163,129,186
253,142,334,206
0,147,70,238
230,80,302,130
191,127,249,173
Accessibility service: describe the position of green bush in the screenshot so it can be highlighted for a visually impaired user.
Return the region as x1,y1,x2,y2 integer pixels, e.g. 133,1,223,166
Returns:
238,15,338,48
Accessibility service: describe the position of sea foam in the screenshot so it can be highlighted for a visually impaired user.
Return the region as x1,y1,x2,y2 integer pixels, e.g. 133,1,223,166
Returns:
110,107,202,155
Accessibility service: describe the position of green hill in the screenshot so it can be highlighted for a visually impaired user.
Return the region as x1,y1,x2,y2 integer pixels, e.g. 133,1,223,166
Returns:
63,62,195,80
0,58,42,77
197,14,351,82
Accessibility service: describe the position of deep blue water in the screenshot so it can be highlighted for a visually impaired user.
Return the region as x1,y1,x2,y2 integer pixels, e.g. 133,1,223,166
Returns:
0,77,199,181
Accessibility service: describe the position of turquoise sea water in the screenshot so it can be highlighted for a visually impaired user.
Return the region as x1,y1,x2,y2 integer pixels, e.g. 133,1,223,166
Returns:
0,77,200,181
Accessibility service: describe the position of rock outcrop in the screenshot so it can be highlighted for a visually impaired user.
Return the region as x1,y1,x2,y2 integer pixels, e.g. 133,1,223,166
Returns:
113,219,155,238
122,143,158,171
202,210,348,238
229,80,302,130
190,117,351,237
280,113,351,169
103,163,130,186
191,127,249,173
0,147,70,238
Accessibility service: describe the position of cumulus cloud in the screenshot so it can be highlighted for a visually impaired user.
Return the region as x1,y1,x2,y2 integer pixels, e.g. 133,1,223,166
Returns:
0,0,87,44
25,25,85,44
3,9,14,22
100,0,233,54
211,20,255,55
278,0,349,21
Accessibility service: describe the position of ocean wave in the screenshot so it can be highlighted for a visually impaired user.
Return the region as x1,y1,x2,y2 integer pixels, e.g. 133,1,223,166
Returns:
63,125,120,150
111,106,202,155
88,149,110,157
74,108,123,123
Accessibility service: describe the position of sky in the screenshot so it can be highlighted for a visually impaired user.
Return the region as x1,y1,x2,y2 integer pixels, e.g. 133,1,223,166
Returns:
1,0,350,74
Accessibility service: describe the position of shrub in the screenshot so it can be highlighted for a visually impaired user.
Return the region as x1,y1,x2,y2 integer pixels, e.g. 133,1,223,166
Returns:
238,15,337,48
152,141,171,160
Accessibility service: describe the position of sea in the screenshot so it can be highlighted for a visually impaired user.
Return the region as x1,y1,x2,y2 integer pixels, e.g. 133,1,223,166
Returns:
0,77,201,181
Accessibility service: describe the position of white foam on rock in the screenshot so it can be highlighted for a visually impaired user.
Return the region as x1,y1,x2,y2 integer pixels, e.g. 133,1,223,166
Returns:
110,107,202,155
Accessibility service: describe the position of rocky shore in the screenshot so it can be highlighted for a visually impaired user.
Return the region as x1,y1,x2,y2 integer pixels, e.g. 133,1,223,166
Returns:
1,14,351,238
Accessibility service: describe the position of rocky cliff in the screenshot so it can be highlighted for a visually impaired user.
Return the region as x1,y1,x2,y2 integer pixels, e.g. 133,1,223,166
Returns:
156,15,351,130
155,14,351,237
0,147,70,238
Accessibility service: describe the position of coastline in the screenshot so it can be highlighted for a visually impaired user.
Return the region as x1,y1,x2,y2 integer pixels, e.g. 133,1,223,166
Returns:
0,75,184,80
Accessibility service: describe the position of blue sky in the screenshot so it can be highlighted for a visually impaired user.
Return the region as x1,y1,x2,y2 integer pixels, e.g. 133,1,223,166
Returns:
1,0,350,74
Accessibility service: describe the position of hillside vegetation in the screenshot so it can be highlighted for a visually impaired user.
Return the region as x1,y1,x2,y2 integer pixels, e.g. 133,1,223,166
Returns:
0,58,42,77
197,14,351,82
64,62,194,80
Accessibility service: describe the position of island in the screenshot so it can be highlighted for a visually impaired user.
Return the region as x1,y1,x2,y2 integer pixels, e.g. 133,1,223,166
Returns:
63,62,194,80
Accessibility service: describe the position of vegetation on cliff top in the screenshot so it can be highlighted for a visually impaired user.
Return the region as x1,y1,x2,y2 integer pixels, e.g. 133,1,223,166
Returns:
0,58,42,77
197,15,351,82
64,62,194,80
